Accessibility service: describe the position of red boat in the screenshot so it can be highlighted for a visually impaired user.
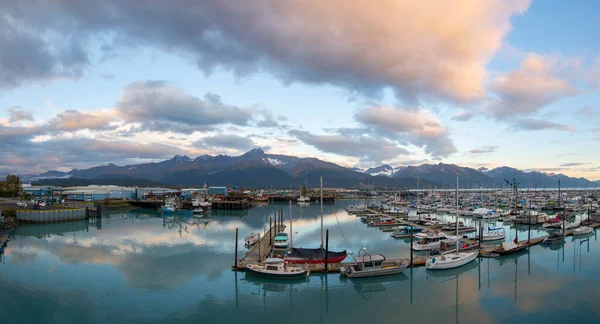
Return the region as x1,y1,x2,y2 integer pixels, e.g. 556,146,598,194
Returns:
274,247,348,264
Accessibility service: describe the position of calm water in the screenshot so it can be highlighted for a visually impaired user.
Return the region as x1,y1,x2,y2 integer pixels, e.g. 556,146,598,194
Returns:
1,200,599,323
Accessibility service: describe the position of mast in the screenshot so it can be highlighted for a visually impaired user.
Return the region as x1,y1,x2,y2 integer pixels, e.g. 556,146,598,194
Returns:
456,176,459,252
320,176,324,249
289,200,293,247
515,180,519,243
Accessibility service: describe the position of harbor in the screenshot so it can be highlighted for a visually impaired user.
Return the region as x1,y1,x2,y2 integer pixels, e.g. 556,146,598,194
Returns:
2,195,600,322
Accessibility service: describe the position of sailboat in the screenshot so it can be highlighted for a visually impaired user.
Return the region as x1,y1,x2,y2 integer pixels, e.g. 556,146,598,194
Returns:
281,177,348,264
426,177,479,270
497,179,529,255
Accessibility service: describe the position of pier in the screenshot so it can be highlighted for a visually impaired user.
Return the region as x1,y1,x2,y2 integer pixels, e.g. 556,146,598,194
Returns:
212,200,251,210
237,223,286,267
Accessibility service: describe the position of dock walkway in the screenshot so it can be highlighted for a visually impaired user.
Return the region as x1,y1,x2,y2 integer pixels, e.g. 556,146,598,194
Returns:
238,224,286,267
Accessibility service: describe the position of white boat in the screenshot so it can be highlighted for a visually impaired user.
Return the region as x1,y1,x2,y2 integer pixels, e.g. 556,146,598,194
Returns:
426,250,479,270
245,232,260,246
297,195,310,203
563,220,581,229
472,208,490,218
572,226,593,236
406,209,419,222
273,232,289,248
245,258,309,279
426,177,479,270
482,228,506,241
412,232,456,251
340,248,409,278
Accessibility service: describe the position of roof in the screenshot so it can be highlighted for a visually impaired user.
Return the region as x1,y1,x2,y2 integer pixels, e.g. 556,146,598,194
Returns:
354,254,385,263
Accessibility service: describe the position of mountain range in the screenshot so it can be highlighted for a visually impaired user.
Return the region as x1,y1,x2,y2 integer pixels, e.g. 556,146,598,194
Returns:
21,148,598,188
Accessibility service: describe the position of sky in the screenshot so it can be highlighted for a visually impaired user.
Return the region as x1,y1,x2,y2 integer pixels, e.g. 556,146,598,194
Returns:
0,0,599,179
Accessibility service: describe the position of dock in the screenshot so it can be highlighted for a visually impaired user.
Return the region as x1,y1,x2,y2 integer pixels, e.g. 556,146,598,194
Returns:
237,223,286,267
212,200,251,210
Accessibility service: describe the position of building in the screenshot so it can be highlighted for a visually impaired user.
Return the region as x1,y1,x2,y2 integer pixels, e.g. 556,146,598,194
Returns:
208,186,228,197
23,186,64,199
63,186,136,201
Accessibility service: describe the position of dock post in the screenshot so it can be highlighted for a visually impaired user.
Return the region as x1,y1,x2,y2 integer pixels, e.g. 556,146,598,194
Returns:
269,217,272,246
325,229,329,273
258,233,261,261
410,226,413,266
528,214,531,243
234,228,239,269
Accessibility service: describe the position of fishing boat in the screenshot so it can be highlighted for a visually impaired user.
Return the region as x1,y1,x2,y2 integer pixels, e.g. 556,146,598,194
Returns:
273,232,289,249
482,228,506,241
245,232,260,247
426,177,479,270
340,248,409,278
572,226,593,236
245,258,309,279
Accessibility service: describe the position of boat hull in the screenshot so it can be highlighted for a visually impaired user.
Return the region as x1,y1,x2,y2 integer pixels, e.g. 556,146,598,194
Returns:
572,227,593,236
496,244,528,255
426,251,479,270
245,266,308,280
342,263,408,278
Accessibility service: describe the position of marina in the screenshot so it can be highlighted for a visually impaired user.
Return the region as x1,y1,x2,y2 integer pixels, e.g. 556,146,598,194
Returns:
2,195,600,322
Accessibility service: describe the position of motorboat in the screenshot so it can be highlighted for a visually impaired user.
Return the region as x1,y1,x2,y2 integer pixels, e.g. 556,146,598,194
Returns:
297,195,311,203
441,224,476,233
472,208,490,218
542,232,565,245
245,258,309,279
411,232,456,251
245,232,260,247
390,226,422,239
273,232,289,249
572,226,593,236
340,249,409,278
426,250,479,270
562,220,581,230
482,228,506,241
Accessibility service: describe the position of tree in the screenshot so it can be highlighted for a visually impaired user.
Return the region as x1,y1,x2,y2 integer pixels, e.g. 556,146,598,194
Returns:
5,175,22,197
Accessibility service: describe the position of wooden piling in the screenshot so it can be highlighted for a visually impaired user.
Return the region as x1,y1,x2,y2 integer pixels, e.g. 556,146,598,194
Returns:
325,229,329,273
234,228,239,269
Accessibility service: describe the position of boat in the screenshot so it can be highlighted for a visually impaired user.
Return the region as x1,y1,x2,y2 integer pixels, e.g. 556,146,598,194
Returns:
541,232,565,245
192,196,211,212
297,195,310,203
472,208,490,218
482,228,506,241
245,232,260,246
16,201,27,208
277,177,347,264
441,224,476,233
390,226,422,239
562,220,581,229
572,226,593,236
340,248,409,278
426,250,479,270
406,209,419,222
245,258,309,279
426,177,479,270
542,217,562,228
496,241,528,255
412,231,456,251
273,232,289,249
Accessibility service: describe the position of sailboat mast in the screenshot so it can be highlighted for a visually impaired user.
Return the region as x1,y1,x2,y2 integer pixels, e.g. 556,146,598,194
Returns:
320,176,324,249
515,181,519,242
456,176,459,251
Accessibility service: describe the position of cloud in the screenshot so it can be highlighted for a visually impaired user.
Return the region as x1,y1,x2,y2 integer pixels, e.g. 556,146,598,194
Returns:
484,53,578,119
51,110,115,131
116,81,253,134
0,1,529,102
355,106,457,158
510,118,574,131
0,13,88,89
559,162,588,167
289,129,409,163
470,146,497,154
574,106,599,118
7,106,34,123
451,111,473,122
194,134,257,151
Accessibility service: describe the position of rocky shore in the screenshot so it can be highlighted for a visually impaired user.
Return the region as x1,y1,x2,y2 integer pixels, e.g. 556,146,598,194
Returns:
1,217,18,231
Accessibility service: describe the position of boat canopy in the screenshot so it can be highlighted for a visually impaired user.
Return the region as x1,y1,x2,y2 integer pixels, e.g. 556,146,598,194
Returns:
353,254,385,263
